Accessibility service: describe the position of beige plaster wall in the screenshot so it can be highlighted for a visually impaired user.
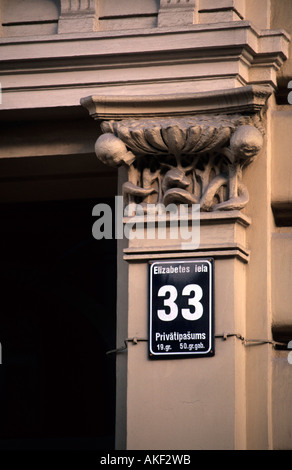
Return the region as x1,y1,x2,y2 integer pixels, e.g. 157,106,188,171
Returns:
272,348,292,450
271,232,292,328
270,104,292,329
1,0,60,36
271,107,292,206
271,0,292,84
270,97,292,449
240,94,273,449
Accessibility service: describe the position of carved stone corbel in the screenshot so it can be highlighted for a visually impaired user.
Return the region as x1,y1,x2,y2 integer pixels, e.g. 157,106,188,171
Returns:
94,115,263,213
81,86,271,215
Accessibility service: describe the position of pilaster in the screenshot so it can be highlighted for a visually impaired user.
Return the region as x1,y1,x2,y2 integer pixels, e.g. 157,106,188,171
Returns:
80,0,290,450
199,0,245,23
82,85,271,449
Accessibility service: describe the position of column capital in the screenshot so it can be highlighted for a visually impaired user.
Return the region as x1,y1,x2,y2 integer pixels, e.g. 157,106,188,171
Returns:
82,86,270,214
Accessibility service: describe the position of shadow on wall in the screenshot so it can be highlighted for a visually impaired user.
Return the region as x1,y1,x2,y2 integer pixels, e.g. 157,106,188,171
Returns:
0,198,117,450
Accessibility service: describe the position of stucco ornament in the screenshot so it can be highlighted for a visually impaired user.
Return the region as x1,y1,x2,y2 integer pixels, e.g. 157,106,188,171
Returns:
95,116,264,213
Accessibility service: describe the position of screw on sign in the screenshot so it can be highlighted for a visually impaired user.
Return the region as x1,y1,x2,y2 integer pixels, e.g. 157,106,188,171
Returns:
149,259,214,359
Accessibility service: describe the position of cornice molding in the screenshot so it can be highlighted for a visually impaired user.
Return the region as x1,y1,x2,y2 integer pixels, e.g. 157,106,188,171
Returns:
81,85,272,120
123,210,251,262
1,20,288,113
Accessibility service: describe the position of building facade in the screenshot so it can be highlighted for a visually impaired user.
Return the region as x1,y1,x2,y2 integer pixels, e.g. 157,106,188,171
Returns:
0,0,292,451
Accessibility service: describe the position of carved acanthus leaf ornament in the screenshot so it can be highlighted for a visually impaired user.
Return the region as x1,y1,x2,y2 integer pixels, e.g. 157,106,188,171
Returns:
95,114,264,213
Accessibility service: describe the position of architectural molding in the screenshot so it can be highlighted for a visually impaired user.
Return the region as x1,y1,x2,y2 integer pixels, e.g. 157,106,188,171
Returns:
81,85,272,119
158,0,197,27
123,210,251,263
0,21,288,113
58,0,98,33
93,115,263,213
199,0,245,23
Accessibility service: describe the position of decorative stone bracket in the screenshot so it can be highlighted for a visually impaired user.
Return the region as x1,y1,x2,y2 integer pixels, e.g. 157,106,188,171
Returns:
58,0,98,33
82,86,271,215
95,114,264,214
158,0,197,27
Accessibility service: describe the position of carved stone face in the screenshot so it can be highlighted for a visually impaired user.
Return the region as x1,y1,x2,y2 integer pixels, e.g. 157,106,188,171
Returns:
230,125,264,161
95,133,135,167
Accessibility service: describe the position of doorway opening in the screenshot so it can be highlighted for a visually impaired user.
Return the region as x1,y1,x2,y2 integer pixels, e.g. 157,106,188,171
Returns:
0,198,116,450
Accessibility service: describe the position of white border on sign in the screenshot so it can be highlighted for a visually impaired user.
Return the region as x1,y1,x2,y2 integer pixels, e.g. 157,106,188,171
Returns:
149,259,213,357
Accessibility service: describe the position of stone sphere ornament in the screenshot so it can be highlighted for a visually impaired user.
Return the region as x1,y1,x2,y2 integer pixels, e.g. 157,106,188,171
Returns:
230,125,264,161
95,133,135,167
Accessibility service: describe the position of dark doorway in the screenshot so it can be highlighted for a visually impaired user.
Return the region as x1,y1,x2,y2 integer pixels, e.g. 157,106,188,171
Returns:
0,198,116,450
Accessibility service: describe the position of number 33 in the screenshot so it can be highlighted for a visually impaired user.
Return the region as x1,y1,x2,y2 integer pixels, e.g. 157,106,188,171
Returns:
157,284,203,321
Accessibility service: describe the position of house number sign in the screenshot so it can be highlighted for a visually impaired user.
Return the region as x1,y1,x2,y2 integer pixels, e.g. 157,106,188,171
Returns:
149,259,214,359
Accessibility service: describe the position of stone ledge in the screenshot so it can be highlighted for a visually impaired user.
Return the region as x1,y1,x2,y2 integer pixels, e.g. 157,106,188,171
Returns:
124,248,249,263
123,210,251,263
82,85,272,119
123,209,251,226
